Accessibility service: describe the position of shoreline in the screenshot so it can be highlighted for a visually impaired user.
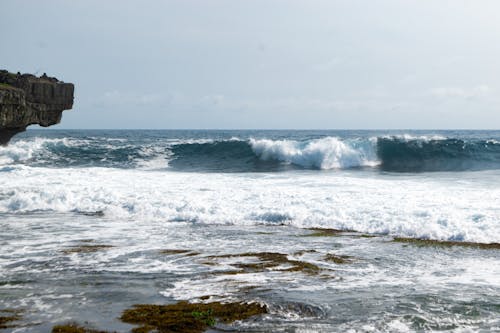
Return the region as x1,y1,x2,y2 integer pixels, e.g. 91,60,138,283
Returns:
2,224,499,332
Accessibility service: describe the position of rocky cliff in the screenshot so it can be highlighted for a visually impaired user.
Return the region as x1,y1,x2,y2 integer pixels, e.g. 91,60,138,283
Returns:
0,70,74,145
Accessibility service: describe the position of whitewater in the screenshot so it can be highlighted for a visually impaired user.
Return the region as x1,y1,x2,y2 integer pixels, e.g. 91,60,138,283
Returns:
1,129,499,332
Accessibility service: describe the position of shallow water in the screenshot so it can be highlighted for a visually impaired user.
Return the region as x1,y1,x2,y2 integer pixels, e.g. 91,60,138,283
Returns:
1,215,499,332
1,130,499,332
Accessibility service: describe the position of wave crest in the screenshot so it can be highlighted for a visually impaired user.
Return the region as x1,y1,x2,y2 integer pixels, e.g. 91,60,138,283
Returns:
250,137,379,169
3,133,500,172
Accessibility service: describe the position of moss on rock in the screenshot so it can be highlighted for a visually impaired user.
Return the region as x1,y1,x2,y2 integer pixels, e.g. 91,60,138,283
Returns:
304,228,347,237
120,301,267,333
51,323,111,333
205,252,321,275
0,82,14,89
393,237,500,250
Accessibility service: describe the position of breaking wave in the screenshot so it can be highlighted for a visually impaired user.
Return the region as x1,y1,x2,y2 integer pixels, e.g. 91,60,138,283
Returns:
0,166,498,243
2,134,500,172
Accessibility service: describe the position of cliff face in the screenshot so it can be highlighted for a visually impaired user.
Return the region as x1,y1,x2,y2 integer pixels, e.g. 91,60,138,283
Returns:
0,70,74,145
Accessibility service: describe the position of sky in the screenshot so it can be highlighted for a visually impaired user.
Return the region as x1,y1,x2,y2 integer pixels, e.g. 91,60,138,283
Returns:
2,0,500,129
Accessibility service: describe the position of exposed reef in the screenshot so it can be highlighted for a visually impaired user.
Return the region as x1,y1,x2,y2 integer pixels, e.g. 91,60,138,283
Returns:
52,323,110,333
0,309,23,329
0,70,74,145
50,301,267,333
324,253,354,264
120,301,267,333
204,252,322,275
304,228,350,237
393,237,500,250
62,244,114,254
159,249,200,256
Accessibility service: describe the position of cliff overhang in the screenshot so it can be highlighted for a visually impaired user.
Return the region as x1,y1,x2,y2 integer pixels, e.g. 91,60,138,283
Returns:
0,70,74,145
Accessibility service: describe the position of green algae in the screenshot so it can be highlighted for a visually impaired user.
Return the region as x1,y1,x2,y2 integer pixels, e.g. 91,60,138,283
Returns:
393,237,500,250
205,252,321,275
191,309,215,326
62,245,114,254
51,323,111,333
120,301,267,333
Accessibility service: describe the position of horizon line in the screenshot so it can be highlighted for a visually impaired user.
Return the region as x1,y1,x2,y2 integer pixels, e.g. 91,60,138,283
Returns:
26,128,500,131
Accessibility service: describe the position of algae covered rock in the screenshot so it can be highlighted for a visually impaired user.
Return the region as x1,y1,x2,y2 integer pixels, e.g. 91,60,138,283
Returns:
52,323,111,333
120,301,267,333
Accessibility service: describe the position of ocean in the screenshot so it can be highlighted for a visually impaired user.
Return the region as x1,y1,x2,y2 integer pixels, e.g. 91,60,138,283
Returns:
1,129,499,332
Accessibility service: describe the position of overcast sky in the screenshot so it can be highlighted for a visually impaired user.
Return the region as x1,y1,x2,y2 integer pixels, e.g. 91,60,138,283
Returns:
2,0,500,129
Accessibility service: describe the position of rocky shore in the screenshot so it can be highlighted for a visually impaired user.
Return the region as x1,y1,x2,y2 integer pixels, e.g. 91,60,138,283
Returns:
0,70,74,145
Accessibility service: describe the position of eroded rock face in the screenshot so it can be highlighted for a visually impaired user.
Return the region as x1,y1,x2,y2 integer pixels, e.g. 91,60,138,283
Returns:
0,70,74,145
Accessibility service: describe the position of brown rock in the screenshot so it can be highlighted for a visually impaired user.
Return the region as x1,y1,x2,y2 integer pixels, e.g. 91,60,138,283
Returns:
0,70,74,145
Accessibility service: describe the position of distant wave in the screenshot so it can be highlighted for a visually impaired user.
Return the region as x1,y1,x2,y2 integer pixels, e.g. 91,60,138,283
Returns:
2,135,500,172
378,136,500,171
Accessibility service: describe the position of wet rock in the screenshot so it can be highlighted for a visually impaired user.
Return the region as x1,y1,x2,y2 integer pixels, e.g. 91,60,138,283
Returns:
159,249,200,256
304,228,347,237
393,237,500,250
0,309,23,329
62,245,114,254
120,301,267,333
205,252,322,275
52,323,111,333
324,253,353,264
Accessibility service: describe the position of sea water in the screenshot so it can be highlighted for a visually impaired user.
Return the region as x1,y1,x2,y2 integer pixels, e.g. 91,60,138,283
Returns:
1,130,499,332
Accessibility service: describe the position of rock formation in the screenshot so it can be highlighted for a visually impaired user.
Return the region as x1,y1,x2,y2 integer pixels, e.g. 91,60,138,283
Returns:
0,70,74,145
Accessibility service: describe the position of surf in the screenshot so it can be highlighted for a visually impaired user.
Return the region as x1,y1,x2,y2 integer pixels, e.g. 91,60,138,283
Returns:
2,131,500,172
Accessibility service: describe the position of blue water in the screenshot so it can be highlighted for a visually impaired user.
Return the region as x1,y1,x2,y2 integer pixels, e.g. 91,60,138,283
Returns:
7,129,500,172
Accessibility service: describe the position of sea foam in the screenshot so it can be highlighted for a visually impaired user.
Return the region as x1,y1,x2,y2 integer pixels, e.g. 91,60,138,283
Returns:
1,166,498,243
249,137,379,169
